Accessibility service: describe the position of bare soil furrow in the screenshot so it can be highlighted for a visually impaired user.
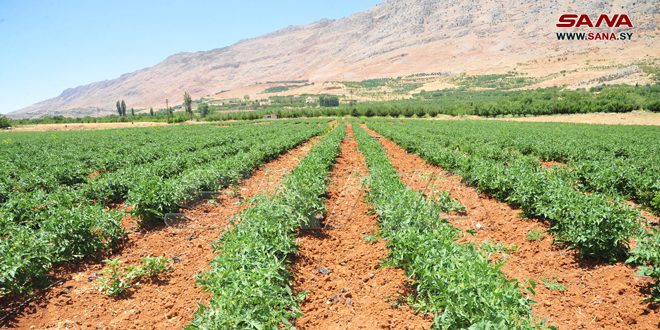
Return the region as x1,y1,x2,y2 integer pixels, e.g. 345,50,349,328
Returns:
292,124,431,329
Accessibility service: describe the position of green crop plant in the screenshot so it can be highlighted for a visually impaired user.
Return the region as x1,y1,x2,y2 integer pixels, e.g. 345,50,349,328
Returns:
95,256,172,296
627,228,660,301
541,276,566,292
527,229,547,242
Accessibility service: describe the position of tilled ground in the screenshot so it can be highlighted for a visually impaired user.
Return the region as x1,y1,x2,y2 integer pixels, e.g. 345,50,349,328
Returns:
5,136,321,329
291,124,432,329
364,125,658,330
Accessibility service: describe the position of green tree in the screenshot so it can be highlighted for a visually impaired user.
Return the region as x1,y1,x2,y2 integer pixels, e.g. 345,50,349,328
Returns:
320,95,339,107
116,100,122,116
183,91,193,119
647,100,660,113
198,102,210,118
150,107,154,116
131,108,135,116
0,115,12,129
120,100,127,117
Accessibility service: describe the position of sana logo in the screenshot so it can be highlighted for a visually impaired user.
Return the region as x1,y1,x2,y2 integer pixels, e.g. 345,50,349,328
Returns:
556,14,633,28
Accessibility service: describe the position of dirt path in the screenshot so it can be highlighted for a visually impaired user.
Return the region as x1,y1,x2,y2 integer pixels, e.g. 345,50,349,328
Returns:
491,111,660,126
291,124,431,329
6,136,321,329
421,111,660,126
364,126,658,330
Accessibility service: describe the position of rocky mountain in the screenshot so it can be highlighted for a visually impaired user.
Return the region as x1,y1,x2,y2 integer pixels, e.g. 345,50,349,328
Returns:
9,0,659,118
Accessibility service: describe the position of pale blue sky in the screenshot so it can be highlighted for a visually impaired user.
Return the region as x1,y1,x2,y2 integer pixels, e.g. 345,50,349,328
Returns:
0,0,382,113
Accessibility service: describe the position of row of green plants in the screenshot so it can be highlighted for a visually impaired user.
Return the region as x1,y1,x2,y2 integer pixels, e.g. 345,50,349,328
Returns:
127,124,325,222
1,123,324,229
0,205,124,295
351,121,542,328
366,119,644,261
0,120,328,296
188,123,346,329
3,127,247,211
418,120,659,213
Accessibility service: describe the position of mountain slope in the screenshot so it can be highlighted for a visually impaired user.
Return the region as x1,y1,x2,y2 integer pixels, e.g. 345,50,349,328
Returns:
9,0,659,118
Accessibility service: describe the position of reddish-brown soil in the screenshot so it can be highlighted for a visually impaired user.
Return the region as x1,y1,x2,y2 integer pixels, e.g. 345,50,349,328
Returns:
291,124,432,329
626,201,659,225
363,125,658,330
5,136,321,329
540,161,566,170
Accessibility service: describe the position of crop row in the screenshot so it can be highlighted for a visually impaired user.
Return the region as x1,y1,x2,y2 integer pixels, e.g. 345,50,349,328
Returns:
395,120,659,213
351,121,540,328
127,123,327,221
188,123,346,328
0,120,329,296
366,119,644,260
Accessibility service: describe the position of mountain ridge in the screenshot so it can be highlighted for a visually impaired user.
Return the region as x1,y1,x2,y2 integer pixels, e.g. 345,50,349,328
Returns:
9,0,659,118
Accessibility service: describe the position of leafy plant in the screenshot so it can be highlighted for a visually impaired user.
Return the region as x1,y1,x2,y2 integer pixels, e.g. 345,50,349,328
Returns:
140,256,171,277
95,258,133,296
527,229,547,242
627,229,660,301
363,232,379,243
541,276,566,292
95,256,171,296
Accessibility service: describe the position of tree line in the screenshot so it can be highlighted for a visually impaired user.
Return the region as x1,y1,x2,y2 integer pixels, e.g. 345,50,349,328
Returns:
10,84,658,125
206,84,659,121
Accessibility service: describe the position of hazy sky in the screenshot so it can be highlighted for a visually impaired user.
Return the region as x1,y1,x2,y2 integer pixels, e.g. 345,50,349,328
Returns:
0,0,382,114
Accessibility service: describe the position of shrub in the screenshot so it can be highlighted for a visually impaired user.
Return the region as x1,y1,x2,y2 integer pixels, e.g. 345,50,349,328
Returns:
646,100,660,112
0,115,11,129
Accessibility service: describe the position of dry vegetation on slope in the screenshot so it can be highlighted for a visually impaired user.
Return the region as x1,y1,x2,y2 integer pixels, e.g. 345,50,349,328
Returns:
10,0,659,118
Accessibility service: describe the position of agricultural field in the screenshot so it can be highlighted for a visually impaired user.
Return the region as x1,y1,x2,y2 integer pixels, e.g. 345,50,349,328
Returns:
0,120,329,296
0,118,658,329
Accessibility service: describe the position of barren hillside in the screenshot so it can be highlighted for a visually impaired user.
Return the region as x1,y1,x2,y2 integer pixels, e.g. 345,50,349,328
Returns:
9,0,659,118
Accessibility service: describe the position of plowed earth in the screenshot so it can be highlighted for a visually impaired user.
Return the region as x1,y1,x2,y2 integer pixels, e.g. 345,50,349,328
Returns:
291,124,432,329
